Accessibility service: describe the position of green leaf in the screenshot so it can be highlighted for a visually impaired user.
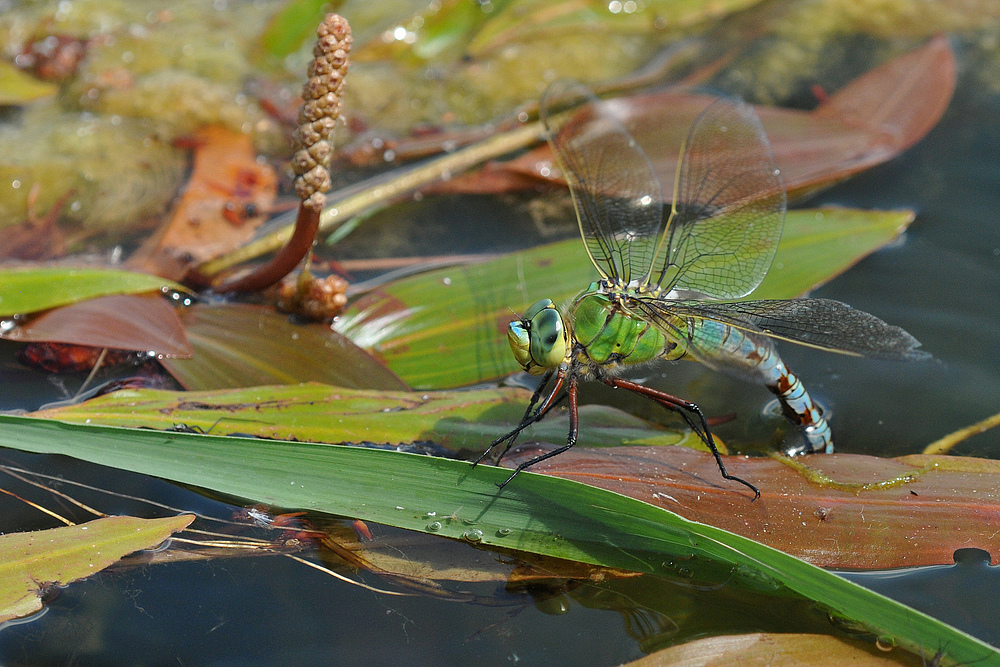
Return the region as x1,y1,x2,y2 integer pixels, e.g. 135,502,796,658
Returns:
0,514,194,623
337,208,916,389
30,383,702,451
0,61,58,106
0,267,186,317
0,414,993,665
258,0,341,60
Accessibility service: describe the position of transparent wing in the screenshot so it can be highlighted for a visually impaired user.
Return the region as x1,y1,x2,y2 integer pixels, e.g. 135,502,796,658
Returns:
631,296,929,360
540,80,663,285
648,98,786,300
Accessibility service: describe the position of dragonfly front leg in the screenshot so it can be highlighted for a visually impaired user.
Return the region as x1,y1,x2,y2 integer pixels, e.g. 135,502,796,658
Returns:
497,372,580,488
474,367,566,467
602,377,760,500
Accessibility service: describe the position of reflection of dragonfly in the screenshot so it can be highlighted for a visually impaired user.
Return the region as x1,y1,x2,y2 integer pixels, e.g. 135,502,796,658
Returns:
477,81,928,499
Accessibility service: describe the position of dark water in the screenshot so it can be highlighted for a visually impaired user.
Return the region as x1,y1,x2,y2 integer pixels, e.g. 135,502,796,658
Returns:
2,30,1000,667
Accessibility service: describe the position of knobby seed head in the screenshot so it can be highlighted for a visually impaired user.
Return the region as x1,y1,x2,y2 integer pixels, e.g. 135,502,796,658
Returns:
292,14,352,212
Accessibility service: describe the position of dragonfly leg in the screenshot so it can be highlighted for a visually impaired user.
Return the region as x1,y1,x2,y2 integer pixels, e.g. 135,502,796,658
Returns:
602,377,760,501
497,373,580,488
473,367,566,467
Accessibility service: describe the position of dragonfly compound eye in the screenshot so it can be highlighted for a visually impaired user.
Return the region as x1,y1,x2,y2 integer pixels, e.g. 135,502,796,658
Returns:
507,320,533,372
528,305,567,370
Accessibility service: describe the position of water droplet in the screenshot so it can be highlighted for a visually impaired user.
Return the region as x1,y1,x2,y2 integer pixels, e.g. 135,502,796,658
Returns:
426,521,442,532
677,567,693,579
496,528,512,537
875,636,896,652
462,528,484,543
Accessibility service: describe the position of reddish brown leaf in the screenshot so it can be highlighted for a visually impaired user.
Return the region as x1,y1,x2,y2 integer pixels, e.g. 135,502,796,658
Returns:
127,126,278,281
428,37,955,199
1,294,192,358
506,445,1000,570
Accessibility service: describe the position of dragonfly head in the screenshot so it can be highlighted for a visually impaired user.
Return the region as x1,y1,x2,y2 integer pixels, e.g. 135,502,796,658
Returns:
508,299,568,375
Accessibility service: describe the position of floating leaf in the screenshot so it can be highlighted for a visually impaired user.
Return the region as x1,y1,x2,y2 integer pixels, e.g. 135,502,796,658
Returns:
0,514,194,623
503,444,1000,570
0,414,993,665
30,383,701,451
161,303,408,391
337,208,915,389
1,294,192,357
0,267,186,317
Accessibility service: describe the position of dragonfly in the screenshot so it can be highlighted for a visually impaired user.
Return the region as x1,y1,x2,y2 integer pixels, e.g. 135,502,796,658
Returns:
475,81,928,499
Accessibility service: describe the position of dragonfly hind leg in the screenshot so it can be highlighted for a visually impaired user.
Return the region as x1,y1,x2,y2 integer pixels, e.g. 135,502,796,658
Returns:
602,377,760,500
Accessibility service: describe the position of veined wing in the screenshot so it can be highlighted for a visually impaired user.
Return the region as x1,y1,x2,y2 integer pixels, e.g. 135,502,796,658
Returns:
647,98,786,300
631,296,929,360
541,80,663,285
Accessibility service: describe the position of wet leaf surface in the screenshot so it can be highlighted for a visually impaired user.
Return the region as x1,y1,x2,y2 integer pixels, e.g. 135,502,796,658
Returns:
0,514,194,623
1,293,192,357
0,266,185,317
503,444,1000,569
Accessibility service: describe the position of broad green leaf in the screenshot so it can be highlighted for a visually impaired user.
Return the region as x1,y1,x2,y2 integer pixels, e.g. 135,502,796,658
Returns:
0,267,185,317
258,0,342,60
162,304,408,391
30,383,702,451
336,208,915,389
0,61,58,106
0,514,194,623
0,414,993,665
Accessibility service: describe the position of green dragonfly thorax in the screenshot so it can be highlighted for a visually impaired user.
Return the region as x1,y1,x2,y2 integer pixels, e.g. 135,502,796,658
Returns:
509,283,689,378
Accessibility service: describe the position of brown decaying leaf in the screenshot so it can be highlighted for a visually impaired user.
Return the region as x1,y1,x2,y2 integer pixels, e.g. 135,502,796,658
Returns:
127,125,278,281
425,36,955,199
626,632,927,667
1,293,192,358
505,444,1000,570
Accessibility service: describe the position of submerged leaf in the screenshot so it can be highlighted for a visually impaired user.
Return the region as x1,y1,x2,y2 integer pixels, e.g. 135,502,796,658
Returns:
0,267,185,317
337,208,915,389
1,294,192,357
0,514,194,623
